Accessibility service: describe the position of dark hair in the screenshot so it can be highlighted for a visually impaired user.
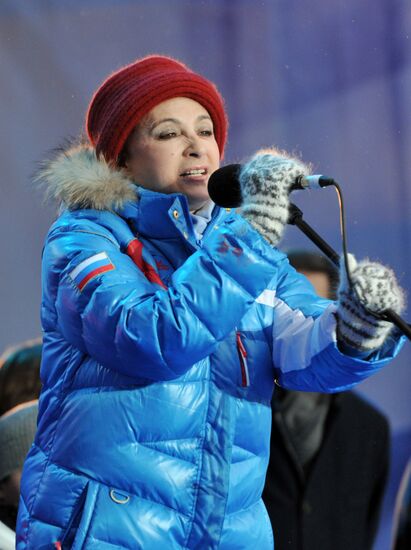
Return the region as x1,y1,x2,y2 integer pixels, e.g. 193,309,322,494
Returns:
0,339,42,416
287,249,339,300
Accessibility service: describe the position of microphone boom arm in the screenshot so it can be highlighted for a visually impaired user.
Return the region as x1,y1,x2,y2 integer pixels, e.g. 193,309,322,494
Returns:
288,203,411,341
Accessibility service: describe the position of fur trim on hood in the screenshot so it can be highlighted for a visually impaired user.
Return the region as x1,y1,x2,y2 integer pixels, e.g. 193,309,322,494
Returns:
36,142,138,211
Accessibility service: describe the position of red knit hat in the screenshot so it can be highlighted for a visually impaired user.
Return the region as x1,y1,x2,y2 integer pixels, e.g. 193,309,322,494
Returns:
86,55,228,164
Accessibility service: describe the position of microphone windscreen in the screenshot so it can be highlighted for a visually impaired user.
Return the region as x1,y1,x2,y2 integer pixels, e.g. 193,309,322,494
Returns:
208,164,243,207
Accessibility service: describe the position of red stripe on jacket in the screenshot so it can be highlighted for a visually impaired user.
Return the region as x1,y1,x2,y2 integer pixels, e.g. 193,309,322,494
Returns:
126,239,167,289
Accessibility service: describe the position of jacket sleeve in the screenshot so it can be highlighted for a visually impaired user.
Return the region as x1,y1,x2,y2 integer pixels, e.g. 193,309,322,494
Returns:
44,216,283,381
269,259,405,392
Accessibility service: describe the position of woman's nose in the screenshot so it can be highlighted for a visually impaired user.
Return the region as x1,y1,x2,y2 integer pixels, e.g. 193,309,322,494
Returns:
185,134,205,157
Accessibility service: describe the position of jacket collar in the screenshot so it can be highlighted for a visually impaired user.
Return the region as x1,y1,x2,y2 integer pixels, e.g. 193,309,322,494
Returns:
121,188,194,241
121,189,228,247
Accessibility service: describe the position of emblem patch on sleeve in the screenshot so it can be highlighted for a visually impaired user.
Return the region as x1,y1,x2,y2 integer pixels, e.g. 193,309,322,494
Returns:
69,252,115,291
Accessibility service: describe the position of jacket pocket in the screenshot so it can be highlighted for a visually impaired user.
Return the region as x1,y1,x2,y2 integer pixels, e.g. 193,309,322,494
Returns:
59,480,99,549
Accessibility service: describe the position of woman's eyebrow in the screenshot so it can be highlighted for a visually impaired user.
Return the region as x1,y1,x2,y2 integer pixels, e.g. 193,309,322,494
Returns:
149,115,212,131
149,117,180,130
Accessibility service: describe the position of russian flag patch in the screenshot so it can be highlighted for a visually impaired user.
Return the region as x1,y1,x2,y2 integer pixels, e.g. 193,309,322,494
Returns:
69,252,115,291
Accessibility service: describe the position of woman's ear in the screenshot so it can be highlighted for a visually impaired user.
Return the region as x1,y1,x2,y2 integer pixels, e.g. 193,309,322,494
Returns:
117,149,128,169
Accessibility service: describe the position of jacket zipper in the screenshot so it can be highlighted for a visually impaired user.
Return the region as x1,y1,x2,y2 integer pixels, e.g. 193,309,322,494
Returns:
58,482,89,549
236,331,250,387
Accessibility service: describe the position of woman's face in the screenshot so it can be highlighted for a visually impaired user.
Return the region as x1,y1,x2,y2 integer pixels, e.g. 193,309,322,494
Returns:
124,97,220,211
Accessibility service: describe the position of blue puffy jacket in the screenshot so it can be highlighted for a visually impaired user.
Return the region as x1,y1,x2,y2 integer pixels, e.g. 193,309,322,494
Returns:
16,146,402,549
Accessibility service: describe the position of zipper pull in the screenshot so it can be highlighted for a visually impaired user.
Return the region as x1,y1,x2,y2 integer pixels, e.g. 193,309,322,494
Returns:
236,331,250,387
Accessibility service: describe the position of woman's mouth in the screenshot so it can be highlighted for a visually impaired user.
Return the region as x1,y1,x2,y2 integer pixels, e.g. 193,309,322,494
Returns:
180,168,207,177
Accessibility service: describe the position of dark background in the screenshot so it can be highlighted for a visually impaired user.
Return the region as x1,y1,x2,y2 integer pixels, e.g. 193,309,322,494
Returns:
1,1,410,547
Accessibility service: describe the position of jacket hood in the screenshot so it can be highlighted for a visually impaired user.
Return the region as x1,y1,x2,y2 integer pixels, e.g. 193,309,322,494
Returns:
36,142,138,211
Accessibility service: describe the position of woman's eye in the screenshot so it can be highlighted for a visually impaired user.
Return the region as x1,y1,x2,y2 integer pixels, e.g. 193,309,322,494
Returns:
199,129,213,136
158,131,178,139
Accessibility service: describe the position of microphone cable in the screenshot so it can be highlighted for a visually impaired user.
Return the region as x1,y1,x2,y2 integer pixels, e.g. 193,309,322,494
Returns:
323,180,398,324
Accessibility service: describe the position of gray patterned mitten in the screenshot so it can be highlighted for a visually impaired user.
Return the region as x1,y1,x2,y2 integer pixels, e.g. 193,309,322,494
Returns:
337,253,405,351
239,149,310,246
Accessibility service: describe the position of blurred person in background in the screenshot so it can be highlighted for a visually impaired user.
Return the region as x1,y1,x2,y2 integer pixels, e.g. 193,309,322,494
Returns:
0,340,41,549
0,338,42,416
0,400,38,549
16,55,406,549
392,458,411,550
263,251,390,550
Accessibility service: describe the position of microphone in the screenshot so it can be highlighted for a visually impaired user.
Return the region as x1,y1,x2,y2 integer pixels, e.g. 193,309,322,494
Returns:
208,163,337,208
292,174,338,190
208,164,242,207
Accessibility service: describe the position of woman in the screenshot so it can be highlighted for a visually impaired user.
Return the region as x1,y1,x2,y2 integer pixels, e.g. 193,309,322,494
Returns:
16,55,404,549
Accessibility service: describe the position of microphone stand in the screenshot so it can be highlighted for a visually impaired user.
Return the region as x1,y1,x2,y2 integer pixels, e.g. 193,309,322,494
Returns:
288,203,411,341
